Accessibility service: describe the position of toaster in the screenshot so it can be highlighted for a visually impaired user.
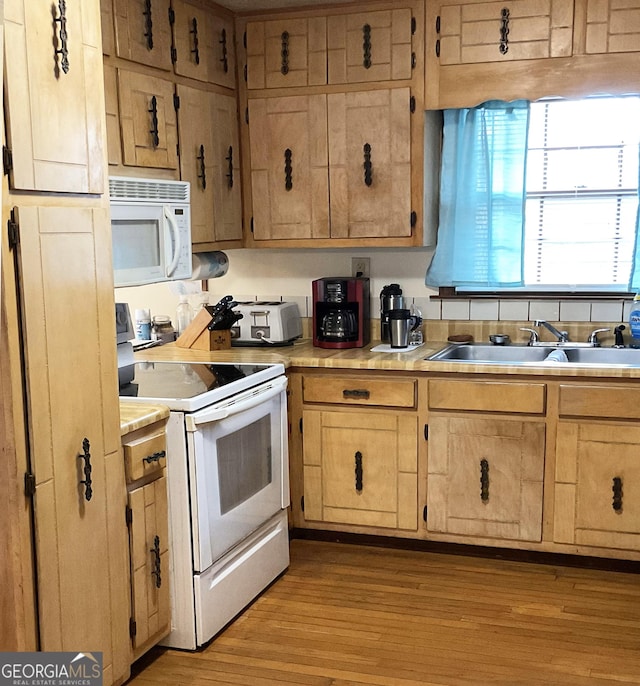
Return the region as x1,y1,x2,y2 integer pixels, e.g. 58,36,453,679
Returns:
231,301,302,345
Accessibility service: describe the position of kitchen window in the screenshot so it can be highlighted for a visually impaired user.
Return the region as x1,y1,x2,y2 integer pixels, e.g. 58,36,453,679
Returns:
425,96,640,295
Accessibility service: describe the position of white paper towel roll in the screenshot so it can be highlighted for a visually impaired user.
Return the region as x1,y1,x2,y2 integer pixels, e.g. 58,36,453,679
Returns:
191,251,229,280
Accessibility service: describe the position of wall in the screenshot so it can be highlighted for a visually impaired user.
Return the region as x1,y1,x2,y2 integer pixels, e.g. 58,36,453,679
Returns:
115,246,632,336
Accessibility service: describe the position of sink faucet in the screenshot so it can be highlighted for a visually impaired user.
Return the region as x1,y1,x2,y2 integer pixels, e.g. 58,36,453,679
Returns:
533,320,570,343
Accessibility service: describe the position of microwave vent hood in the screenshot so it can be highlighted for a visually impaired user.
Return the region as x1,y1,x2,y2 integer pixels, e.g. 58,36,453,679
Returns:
109,176,190,204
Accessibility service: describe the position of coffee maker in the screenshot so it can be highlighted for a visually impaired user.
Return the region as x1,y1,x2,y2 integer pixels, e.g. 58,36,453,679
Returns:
312,277,370,349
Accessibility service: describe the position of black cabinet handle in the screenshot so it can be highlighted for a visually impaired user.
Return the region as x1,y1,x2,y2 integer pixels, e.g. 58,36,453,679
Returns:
220,28,229,73
281,31,290,75
480,458,489,502
612,476,623,512
196,144,206,189
143,0,154,50
54,0,70,75
226,146,234,189
355,451,363,492
150,535,162,588
362,24,372,68
142,450,166,465
499,8,510,55
343,389,370,399
149,95,159,148
190,17,200,64
284,148,293,190
363,143,373,187
78,437,93,502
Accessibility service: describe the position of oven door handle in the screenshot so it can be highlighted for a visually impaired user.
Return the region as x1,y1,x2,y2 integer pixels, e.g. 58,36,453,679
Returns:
186,376,288,428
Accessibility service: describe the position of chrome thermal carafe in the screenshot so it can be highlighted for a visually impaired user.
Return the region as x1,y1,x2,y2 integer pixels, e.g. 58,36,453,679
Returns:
380,284,404,343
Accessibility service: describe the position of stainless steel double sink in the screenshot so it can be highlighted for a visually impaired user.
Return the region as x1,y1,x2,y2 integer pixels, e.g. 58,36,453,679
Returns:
427,343,640,367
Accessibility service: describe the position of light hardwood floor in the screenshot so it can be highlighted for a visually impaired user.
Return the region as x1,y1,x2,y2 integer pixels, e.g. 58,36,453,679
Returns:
127,540,640,685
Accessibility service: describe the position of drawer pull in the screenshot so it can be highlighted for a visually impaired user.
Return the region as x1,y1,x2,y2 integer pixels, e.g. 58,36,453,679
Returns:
612,477,623,512
480,458,489,502
499,8,510,55
220,28,229,73
54,0,70,75
197,144,206,189
143,450,166,465
143,0,154,50
190,17,200,65
148,95,159,148
362,24,372,69
343,389,370,399
355,451,363,492
78,437,93,501
150,535,162,588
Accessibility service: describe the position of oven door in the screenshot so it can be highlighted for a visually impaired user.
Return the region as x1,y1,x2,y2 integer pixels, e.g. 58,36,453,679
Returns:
185,375,289,572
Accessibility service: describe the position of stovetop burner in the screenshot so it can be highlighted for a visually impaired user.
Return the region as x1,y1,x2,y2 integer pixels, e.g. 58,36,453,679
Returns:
119,360,284,411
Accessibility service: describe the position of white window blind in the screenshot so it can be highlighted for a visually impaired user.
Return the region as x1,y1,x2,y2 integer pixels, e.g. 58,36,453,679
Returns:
524,97,640,291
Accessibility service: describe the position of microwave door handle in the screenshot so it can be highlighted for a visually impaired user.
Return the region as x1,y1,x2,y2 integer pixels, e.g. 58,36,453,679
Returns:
164,205,181,277
186,376,288,429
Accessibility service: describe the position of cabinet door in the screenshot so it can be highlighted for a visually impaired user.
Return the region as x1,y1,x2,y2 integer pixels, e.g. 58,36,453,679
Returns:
427,415,545,541
246,17,327,89
177,85,242,247
248,95,330,241
328,88,412,239
303,410,418,530
584,0,640,54
129,475,170,658
14,205,125,667
118,69,179,170
554,422,640,551
114,0,173,71
436,0,573,65
172,0,236,88
4,0,106,193
327,9,414,84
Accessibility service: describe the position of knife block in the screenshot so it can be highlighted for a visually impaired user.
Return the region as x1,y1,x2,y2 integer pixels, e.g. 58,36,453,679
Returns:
175,308,231,351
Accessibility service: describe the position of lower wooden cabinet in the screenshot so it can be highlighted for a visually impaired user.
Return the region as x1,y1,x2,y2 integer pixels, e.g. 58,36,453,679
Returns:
303,408,418,530
122,419,170,660
554,384,640,553
297,372,419,533
426,415,545,542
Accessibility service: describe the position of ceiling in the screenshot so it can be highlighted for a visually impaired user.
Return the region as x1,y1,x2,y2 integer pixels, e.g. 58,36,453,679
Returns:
216,0,356,12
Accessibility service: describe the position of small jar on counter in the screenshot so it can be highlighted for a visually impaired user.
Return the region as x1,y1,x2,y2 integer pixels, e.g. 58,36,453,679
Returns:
152,315,176,344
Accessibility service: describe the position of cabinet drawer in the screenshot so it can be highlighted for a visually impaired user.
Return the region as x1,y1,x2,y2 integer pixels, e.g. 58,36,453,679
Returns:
123,430,167,482
559,385,640,420
428,379,546,414
303,375,416,408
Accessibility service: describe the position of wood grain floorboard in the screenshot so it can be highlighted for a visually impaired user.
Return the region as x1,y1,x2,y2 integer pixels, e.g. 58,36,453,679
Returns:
127,540,640,686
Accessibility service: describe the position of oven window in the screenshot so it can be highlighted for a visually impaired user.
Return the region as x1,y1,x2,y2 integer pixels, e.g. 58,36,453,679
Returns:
216,414,272,514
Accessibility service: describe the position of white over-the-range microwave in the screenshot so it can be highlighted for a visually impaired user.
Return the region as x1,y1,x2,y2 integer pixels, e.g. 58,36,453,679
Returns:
109,176,192,287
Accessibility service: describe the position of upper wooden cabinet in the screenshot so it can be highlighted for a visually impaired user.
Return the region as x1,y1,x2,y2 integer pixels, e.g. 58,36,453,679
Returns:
246,16,328,89
427,0,640,107
172,0,236,88
248,88,413,242
114,0,173,71
177,85,243,248
246,7,417,89
583,0,640,54
435,0,574,65
4,0,106,193
117,69,179,170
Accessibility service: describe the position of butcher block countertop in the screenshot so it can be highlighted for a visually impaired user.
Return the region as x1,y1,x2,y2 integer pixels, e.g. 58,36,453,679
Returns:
131,338,640,380
120,402,170,435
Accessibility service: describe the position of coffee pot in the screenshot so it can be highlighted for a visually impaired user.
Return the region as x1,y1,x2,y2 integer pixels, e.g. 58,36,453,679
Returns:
380,284,404,343
320,308,358,341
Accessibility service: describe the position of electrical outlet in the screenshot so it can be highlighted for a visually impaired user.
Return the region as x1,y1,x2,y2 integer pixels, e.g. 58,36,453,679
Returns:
351,257,370,278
